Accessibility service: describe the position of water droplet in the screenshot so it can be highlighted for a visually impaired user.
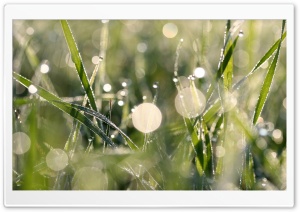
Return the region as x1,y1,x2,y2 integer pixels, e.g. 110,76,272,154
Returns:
46,149,68,171
173,77,178,82
117,100,124,106
153,82,159,89
121,82,127,87
132,103,162,133
142,96,147,100
238,30,244,37
28,85,37,94
103,83,112,92
175,87,206,118
259,128,268,136
88,137,94,142
194,67,206,78
111,134,115,139
13,132,31,155
40,63,50,74
92,56,100,64
162,23,178,38
180,38,184,42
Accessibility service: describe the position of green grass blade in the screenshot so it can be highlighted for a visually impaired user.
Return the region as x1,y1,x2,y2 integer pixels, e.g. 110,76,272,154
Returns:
233,31,286,90
60,20,98,112
53,102,139,151
13,72,115,147
252,21,285,125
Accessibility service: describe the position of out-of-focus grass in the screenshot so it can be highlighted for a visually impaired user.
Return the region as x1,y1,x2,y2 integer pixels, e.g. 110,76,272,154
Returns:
12,20,286,190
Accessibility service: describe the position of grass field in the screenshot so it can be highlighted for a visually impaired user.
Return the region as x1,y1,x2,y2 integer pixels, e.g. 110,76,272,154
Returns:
12,20,286,190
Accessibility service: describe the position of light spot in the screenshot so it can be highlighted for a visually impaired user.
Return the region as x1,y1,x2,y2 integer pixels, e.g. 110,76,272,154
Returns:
162,23,178,38
215,146,225,158
256,138,267,150
26,27,34,35
101,20,109,23
120,90,127,96
40,63,50,74
137,42,147,53
72,167,107,190
234,50,249,68
121,82,127,87
132,103,162,133
173,77,178,82
283,98,286,109
28,85,37,94
103,83,112,92
257,117,264,124
142,96,147,100
46,149,68,171
118,100,124,106
238,30,244,37
272,129,283,144
13,132,31,155
175,87,206,118
194,67,206,78
259,128,268,136
111,134,115,139
92,56,100,64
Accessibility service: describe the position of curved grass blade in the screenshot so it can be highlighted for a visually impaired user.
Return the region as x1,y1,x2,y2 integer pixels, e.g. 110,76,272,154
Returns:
252,20,286,125
60,20,98,112
13,72,115,147
53,101,139,151
233,31,286,90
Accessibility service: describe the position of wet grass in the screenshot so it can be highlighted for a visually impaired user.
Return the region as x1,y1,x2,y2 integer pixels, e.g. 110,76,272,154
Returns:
12,20,287,190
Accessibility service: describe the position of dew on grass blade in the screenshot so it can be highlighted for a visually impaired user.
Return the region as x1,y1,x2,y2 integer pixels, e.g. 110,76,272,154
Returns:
28,85,37,94
153,82,159,89
103,83,112,92
72,167,107,190
238,30,244,37
175,87,206,118
194,67,206,78
92,55,100,64
13,132,31,155
162,23,178,38
46,149,68,171
132,103,162,133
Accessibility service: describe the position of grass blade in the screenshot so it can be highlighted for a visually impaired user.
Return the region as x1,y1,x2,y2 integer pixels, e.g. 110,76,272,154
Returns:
252,20,286,125
53,102,139,151
60,20,98,112
13,72,115,147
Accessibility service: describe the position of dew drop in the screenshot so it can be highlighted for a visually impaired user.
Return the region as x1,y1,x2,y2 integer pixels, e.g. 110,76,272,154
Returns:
118,100,124,106
92,56,100,64
121,82,127,87
194,67,206,78
46,149,68,171
142,96,147,100
238,30,244,37
40,63,50,74
28,85,37,94
174,87,206,118
173,77,178,83
153,82,159,89
13,132,31,155
103,83,112,92
132,103,162,133
111,134,115,139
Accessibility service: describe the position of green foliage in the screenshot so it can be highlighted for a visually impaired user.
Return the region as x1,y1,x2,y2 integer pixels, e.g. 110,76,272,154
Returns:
12,20,287,191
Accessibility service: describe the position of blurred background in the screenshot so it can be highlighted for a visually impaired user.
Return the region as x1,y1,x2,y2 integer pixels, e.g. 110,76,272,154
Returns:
12,20,286,190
